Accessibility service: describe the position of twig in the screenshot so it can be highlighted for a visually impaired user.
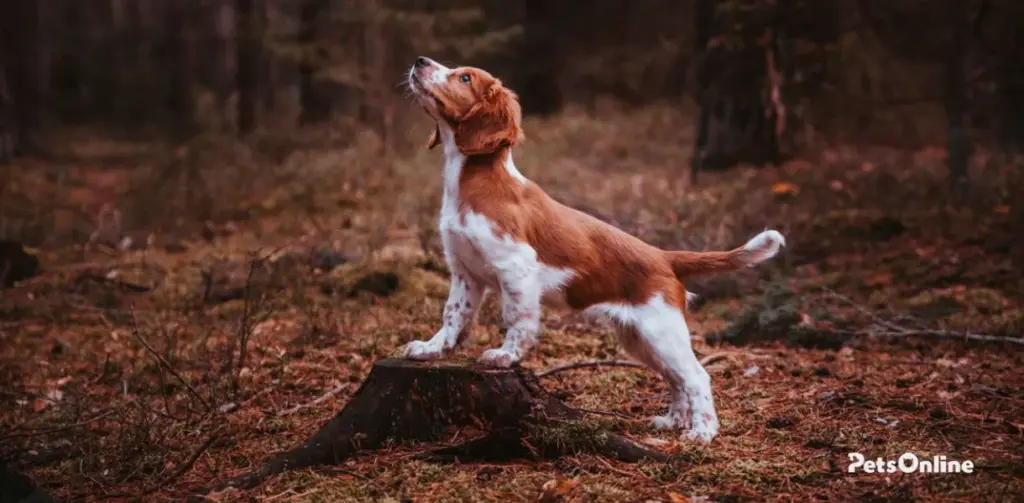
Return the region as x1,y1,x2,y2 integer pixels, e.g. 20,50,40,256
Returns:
823,288,910,334
699,352,731,367
837,328,1024,347
232,258,260,392
538,360,644,378
277,384,347,417
129,306,212,411
538,352,732,378
230,252,277,397
0,408,117,440
824,288,1024,347
105,431,220,498
595,456,650,480
571,407,631,420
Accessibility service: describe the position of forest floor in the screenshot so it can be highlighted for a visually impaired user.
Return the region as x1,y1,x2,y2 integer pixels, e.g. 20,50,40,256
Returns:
2,107,1023,502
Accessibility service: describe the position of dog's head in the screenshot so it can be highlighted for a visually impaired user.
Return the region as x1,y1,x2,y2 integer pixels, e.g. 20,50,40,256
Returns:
408,57,523,156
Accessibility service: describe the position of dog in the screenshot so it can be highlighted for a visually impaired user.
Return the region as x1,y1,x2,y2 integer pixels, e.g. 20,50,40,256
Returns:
402,57,785,442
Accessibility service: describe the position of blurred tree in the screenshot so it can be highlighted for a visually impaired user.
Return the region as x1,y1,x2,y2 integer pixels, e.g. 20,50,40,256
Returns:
237,0,262,134
166,0,195,140
693,0,784,175
689,0,714,182
298,0,332,124
1,0,43,156
691,0,839,180
0,70,11,164
518,0,564,116
944,0,972,185
973,0,1024,158
0,0,1018,170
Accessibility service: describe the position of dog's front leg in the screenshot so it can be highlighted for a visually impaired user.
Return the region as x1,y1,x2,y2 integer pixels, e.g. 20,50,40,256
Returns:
404,271,485,360
479,275,541,368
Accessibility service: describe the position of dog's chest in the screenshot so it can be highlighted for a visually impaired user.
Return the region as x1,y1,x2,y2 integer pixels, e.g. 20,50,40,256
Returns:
438,208,502,287
438,206,576,306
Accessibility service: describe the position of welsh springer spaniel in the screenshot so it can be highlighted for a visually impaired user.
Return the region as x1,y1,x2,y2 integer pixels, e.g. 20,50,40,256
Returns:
403,57,785,442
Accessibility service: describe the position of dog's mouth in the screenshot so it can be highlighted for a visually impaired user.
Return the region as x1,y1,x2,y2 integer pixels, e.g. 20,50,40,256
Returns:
408,72,444,116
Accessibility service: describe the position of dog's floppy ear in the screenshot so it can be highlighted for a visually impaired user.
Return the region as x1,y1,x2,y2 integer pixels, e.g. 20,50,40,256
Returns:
454,80,523,156
426,124,440,150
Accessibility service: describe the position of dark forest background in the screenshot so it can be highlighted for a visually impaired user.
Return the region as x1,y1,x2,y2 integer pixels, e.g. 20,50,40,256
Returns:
2,0,1024,260
3,0,1023,168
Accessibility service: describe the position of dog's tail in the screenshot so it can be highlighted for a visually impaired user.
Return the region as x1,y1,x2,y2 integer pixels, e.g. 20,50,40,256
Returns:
665,230,785,280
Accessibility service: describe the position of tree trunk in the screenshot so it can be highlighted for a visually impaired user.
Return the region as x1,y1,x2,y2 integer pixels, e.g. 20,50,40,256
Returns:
519,0,564,116
689,0,714,183
995,34,1024,158
259,0,276,116
196,358,668,495
692,0,785,178
212,0,236,111
236,0,260,135
2,0,43,156
360,0,394,155
0,68,12,163
945,0,971,186
298,0,331,124
165,1,194,140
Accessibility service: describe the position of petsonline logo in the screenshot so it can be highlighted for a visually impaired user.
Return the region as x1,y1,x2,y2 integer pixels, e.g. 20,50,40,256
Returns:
847,452,975,474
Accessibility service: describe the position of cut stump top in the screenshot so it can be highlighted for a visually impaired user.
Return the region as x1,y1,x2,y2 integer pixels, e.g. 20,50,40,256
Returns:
374,357,521,375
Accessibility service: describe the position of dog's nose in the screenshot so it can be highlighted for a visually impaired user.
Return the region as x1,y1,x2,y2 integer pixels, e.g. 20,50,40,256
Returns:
414,56,430,68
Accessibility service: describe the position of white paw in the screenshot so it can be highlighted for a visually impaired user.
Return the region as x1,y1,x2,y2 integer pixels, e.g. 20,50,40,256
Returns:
683,427,718,444
404,340,444,360
478,348,517,368
651,414,679,430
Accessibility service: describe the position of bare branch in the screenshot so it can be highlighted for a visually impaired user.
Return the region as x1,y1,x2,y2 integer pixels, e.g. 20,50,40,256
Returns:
106,431,220,498
130,306,212,411
0,408,117,440
824,288,1024,347
538,352,731,378
277,384,347,417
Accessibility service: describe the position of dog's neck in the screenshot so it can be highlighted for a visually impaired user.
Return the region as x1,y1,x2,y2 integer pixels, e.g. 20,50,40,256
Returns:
437,124,525,215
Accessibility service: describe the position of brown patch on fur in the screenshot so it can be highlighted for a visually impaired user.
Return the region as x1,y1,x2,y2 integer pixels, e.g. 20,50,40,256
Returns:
426,124,440,150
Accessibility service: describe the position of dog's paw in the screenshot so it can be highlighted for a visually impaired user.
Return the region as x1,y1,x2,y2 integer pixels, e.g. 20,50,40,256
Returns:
682,427,718,444
478,348,517,368
682,413,719,443
651,415,678,430
651,415,675,430
404,340,444,360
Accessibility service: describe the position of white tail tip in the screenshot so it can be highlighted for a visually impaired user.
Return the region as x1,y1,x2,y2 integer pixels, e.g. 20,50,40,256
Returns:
686,291,700,310
740,229,786,265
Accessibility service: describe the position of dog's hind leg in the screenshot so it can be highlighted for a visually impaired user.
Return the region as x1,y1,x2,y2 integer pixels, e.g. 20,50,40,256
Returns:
627,294,719,443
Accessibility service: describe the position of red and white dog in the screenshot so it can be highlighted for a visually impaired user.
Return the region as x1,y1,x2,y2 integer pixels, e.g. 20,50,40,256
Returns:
403,57,785,442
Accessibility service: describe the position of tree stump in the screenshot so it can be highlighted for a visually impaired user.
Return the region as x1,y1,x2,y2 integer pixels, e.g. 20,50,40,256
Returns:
205,358,667,494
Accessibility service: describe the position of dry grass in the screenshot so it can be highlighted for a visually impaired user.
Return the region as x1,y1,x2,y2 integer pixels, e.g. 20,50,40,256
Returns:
1,107,1023,502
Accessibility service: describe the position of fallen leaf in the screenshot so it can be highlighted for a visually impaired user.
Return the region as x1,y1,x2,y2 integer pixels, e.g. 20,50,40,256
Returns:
642,436,670,447
540,477,580,502
866,272,892,286
772,182,800,196
668,492,691,503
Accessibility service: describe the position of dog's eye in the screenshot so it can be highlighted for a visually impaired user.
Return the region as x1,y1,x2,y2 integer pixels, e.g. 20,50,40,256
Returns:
460,74,471,84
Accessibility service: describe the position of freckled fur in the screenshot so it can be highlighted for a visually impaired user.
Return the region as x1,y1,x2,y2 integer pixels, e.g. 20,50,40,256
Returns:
402,58,786,443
